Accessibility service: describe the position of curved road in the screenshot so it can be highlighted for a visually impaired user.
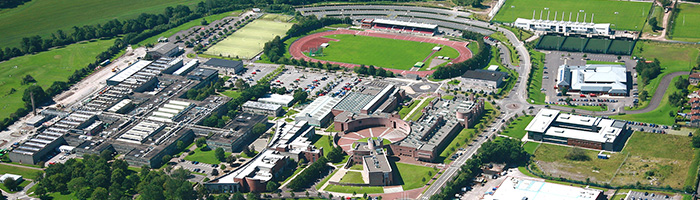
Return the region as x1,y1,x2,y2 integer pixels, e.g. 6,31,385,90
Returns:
625,71,688,114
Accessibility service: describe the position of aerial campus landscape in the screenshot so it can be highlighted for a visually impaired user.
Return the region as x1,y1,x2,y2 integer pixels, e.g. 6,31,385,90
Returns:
2,0,700,200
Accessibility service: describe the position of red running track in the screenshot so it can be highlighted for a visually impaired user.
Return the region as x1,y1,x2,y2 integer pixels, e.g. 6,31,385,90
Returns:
289,29,472,77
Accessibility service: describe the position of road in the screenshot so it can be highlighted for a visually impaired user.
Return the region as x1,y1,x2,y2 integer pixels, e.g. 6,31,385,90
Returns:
625,71,688,114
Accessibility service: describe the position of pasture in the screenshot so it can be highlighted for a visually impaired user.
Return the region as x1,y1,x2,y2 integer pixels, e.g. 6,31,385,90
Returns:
205,14,293,59
494,0,652,31
0,39,114,120
315,34,459,70
0,0,195,48
671,3,700,42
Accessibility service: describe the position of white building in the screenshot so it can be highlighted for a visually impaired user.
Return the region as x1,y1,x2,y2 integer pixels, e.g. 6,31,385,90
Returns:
483,177,603,200
258,94,295,107
514,17,611,35
0,174,23,183
295,96,341,127
525,109,627,151
557,64,628,95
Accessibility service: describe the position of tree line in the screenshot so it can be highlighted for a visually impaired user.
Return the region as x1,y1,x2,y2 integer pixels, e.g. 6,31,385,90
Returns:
0,0,30,9
432,33,491,79
32,151,197,200
263,15,350,63
635,58,662,86
430,138,529,200
353,64,395,77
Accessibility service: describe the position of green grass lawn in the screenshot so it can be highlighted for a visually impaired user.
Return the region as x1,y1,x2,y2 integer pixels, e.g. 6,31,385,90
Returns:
0,180,30,193
437,102,497,164
394,163,435,190
442,95,455,100
183,146,231,165
324,184,384,194
493,0,651,31
398,101,419,118
0,0,196,48
670,3,700,42
316,34,459,70
206,14,293,59
220,90,241,98
642,6,664,36
349,164,363,170
339,171,365,184
501,115,534,139
611,75,686,125
46,192,77,200
527,50,546,104
631,41,698,107
316,169,338,190
0,39,114,120
409,97,436,121
0,164,42,180
522,142,540,154
138,11,241,46
611,132,697,189
467,42,480,55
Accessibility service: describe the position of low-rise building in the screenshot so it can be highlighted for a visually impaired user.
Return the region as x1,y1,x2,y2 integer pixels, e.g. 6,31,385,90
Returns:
514,16,611,36
241,101,283,117
556,64,628,95
296,96,341,127
205,150,288,193
203,58,244,74
460,69,509,92
258,94,295,107
525,109,628,151
269,121,323,162
146,43,180,59
690,73,700,85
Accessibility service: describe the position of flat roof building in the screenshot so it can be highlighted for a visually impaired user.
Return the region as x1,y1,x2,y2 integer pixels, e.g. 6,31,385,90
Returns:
514,17,611,35
526,109,628,151
483,177,604,200
107,60,153,85
241,101,283,117
203,58,244,74
205,150,289,193
296,96,341,127
146,43,180,59
258,94,295,107
557,64,628,95
460,69,509,89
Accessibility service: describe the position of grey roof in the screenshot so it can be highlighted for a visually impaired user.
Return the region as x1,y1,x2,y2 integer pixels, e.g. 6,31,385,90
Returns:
461,69,508,82
333,92,375,113
153,43,178,55
204,58,243,69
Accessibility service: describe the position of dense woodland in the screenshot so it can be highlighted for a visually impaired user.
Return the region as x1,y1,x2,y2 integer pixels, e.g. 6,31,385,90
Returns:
33,151,197,200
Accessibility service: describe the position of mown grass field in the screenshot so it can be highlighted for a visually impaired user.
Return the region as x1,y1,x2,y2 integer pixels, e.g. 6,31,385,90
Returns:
501,115,534,139
612,75,686,125
183,145,231,165
339,171,365,184
493,0,651,31
205,14,293,59
394,162,435,190
0,164,41,180
0,39,114,119
631,41,698,103
0,0,196,48
138,11,242,46
532,132,699,189
671,3,700,42
317,34,459,70
522,142,539,154
642,6,664,36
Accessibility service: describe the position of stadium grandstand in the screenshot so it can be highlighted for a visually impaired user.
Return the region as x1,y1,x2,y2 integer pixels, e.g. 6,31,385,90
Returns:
362,18,438,36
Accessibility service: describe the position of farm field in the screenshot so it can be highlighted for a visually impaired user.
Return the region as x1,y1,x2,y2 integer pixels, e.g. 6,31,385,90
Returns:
205,14,293,59
317,34,459,70
670,3,700,42
0,39,115,120
532,132,699,189
493,0,652,31
0,0,195,48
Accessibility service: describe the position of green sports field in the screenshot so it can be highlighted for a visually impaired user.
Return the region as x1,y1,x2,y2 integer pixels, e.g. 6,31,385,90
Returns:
0,39,114,120
205,14,293,59
493,0,652,31
316,34,460,70
0,0,196,48
670,3,700,42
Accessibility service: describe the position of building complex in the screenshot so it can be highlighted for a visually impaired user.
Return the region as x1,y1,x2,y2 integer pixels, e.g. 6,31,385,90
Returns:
526,109,628,151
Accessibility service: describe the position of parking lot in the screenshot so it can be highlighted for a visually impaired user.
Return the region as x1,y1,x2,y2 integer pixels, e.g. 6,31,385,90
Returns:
274,67,363,98
541,51,638,111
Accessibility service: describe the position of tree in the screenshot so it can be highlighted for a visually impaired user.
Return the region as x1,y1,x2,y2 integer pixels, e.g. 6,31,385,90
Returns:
293,89,308,104
565,147,590,161
649,17,660,31
21,74,36,85
195,137,207,148
639,90,649,101
231,192,245,200
3,178,18,191
266,181,280,192
76,187,93,200
91,187,109,200
162,155,172,165
215,147,225,162
22,85,49,107
234,78,249,89
675,77,690,90
201,19,209,25
693,136,700,148
211,169,219,176
67,177,88,193
176,141,186,152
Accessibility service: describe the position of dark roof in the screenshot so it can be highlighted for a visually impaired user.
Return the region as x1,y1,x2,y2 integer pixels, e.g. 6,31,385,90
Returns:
187,67,218,80
204,58,243,69
153,43,178,55
461,69,508,82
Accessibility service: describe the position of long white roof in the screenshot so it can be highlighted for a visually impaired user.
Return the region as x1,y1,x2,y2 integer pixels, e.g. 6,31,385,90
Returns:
373,18,438,29
107,60,152,83
484,177,602,200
